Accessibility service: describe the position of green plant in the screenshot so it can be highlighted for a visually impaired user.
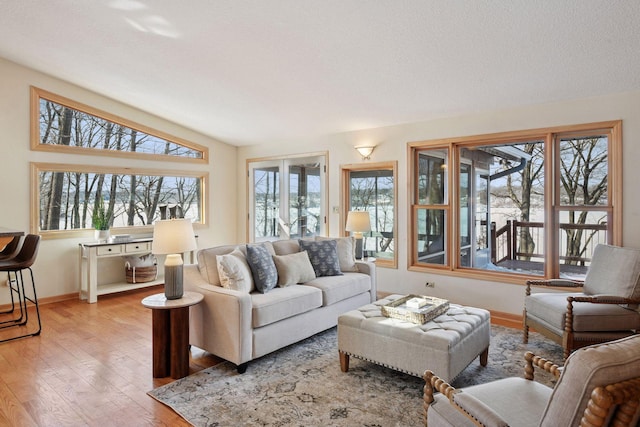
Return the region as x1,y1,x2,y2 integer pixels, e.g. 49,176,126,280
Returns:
92,198,110,230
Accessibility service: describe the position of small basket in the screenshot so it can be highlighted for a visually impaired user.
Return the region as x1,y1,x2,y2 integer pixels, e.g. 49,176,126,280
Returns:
381,295,449,324
125,265,158,284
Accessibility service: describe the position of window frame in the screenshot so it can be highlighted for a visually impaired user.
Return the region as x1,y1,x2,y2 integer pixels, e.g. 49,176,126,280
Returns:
31,162,208,239
341,161,398,269
30,86,208,163
408,121,622,284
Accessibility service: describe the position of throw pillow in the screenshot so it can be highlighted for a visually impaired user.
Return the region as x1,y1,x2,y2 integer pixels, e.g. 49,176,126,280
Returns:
272,250,316,287
216,249,254,293
299,239,343,277
245,244,278,293
315,236,358,272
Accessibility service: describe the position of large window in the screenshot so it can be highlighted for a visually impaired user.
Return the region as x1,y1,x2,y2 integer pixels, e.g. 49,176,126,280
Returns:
342,162,397,268
409,121,621,282
30,87,209,238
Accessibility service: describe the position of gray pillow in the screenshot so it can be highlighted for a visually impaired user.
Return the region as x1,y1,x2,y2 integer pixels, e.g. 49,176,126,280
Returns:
315,236,358,272
245,244,278,293
299,239,343,277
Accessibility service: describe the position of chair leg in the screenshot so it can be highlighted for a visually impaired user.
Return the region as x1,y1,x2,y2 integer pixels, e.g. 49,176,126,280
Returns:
0,271,27,328
523,310,529,344
0,267,41,343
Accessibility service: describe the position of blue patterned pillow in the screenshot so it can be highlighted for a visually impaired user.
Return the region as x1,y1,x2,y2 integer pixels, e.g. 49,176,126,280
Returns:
245,244,278,293
299,239,343,277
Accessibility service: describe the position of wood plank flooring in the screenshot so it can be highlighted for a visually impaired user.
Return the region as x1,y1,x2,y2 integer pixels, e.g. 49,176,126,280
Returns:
0,286,221,426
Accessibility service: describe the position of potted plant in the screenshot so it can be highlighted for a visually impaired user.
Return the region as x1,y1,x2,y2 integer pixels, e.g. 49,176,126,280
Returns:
92,198,110,242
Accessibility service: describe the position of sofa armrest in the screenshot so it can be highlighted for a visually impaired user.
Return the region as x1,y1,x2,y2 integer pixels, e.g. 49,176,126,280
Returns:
355,260,377,302
184,264,253,366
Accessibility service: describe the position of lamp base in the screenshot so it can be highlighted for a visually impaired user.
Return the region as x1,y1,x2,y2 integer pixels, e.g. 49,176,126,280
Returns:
355,237,364,260
164,255,184,300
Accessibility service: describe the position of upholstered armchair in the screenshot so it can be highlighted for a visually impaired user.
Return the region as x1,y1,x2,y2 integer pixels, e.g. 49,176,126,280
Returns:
523,244,640,359
423,335,640,427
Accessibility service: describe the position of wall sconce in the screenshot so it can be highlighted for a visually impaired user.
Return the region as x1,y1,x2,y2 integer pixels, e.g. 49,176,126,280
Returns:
355,145,376,160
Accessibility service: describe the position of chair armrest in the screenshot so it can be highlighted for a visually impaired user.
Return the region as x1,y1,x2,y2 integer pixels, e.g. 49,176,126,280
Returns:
525,279,583,295
568,295,640,305
524,351,562,380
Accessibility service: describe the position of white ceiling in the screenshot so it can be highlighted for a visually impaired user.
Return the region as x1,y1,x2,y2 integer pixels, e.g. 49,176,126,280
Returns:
1,1,640,146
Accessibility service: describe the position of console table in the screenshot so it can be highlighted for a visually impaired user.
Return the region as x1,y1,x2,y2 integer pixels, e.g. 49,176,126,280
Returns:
78,238,160,303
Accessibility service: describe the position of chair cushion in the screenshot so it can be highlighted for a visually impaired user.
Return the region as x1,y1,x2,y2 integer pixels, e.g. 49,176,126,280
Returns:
427,378,552,427
583,244,640,298
302,272,370,306
251,285,322,327
525,292,640,332
540,335,640,427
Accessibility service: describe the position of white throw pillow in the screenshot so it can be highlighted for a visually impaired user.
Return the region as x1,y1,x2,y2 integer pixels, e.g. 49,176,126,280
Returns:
272,250,316,286
216,249,254,292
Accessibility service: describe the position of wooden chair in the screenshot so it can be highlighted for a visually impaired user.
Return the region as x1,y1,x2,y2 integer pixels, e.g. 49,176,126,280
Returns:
523,244,640,359
423,335,640,427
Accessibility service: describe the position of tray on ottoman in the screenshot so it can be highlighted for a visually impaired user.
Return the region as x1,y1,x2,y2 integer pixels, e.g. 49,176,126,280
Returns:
381,294,449,324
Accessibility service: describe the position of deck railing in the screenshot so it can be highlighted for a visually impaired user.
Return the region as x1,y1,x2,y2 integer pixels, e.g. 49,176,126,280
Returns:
490,220,607,267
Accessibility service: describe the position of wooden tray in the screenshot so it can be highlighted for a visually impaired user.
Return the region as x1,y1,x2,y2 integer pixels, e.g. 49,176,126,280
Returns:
381,295,449,324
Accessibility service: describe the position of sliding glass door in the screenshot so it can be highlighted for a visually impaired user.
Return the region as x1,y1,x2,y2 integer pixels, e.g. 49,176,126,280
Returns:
249,154,326,242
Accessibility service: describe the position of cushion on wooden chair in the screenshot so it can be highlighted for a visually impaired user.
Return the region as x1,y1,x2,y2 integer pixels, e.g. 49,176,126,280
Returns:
583,244,640,299
539,334,640,426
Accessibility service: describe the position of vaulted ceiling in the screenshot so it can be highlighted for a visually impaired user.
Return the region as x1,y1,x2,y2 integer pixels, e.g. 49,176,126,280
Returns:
1,1,639,146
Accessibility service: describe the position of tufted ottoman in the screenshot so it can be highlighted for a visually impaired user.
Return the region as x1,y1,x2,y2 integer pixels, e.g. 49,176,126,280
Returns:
338,294,490,381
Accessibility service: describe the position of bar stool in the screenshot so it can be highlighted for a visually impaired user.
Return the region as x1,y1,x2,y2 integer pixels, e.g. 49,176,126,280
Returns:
0,234,42,343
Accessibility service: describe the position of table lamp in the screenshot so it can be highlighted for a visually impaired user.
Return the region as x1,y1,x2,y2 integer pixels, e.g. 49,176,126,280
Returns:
152,219,197,300
345,211,371,259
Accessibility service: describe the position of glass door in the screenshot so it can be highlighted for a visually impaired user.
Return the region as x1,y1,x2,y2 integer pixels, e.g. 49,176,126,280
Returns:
249,155,326,242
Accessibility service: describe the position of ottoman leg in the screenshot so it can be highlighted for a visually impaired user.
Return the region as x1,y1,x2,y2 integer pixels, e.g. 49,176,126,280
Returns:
339,351,350,372
479,347,489,367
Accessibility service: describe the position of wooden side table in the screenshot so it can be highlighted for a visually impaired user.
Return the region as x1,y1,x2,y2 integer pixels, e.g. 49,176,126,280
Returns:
141,291,203,379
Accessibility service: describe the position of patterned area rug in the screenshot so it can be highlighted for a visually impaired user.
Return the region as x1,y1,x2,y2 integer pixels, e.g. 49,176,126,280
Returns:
148,325,563,427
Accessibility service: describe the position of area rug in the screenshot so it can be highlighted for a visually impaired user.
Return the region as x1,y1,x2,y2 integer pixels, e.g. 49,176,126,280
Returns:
148,326,563,427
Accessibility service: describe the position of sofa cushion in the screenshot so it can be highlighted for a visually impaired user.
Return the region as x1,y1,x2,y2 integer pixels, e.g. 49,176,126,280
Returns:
246,244,278,293
315,236,358,272
272,250,316,287
216,249,254,292
525,292,640,332
299,239,343,277
251,285,323,328
303,272,371,306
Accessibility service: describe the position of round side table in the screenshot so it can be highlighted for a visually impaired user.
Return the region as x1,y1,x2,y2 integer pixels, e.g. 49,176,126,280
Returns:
141,291,203,379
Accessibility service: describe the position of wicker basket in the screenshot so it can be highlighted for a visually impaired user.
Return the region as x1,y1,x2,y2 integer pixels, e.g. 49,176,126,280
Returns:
125,265,157,284
381,295,449,325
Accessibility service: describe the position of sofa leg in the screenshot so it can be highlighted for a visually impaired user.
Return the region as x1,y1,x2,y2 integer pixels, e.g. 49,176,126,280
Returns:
237,362,248,374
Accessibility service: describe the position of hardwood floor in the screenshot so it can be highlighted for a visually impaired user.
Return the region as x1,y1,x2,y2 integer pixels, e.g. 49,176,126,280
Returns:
0,286,221,426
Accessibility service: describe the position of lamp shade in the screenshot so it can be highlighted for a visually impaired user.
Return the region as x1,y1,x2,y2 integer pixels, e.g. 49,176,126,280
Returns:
152,219,197,255
345,211,371,233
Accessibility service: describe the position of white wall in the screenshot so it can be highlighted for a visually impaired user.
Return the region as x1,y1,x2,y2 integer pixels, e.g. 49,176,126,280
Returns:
238,90,640,315
0,58,238,303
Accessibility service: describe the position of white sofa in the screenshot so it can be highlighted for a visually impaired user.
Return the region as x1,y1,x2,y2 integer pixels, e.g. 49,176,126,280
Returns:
184,238,377,372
